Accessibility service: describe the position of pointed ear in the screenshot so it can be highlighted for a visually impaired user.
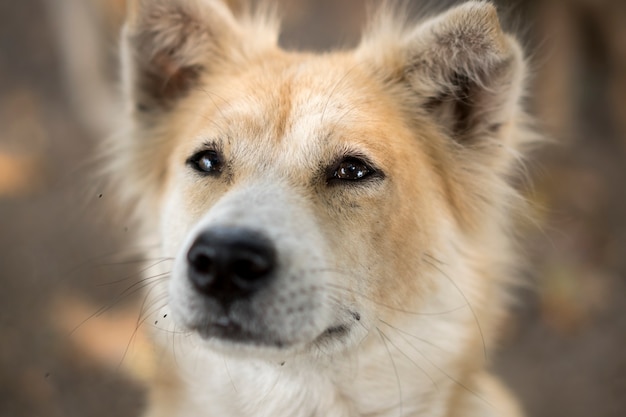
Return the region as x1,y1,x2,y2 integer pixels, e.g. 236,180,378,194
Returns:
360,2,526,146
121,0,276,115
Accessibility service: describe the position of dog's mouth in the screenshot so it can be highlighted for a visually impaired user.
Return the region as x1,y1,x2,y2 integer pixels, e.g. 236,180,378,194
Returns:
318,324,350,339
191,317,282,346
189,316,354,349
312,311,361,344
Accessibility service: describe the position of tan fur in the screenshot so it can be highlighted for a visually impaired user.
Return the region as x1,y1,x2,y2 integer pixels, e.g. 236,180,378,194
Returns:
107,1,535,416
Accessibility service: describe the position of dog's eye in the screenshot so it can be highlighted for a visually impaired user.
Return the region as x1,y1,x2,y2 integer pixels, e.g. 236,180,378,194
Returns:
188,150,223,175
330,157,375,182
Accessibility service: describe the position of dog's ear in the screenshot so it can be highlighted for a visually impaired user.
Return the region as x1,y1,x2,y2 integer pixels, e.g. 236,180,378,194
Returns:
359,2,525,148
121,0,276,115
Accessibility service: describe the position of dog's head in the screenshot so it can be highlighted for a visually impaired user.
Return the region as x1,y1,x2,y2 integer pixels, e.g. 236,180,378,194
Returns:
113,0,528,360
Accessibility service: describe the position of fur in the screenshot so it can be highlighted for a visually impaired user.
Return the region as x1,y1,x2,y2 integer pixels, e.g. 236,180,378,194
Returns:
106,1,535,416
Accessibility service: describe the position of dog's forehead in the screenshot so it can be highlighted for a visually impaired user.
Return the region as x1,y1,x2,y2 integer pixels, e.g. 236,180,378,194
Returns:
187,53,409,166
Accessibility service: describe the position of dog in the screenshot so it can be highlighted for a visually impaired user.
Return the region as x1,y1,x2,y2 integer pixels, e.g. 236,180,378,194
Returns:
107,1,534,415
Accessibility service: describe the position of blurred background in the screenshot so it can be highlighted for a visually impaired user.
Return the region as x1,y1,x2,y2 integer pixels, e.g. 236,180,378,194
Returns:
1,0,625,416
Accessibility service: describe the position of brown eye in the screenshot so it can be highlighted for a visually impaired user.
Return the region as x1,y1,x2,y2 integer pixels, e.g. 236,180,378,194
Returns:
331,157,375,182
188,150,223,175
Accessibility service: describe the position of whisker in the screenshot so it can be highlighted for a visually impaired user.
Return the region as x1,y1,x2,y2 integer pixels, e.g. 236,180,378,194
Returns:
94,256,175,268
95,258,174,286
325,282,466,317
378,319,447,352
109,272,171,305
378,325,440,393
65,243,163,275
68,272,169,336
117,290,168,371
421,256,488,362
298,266,467,316
222,356,239,393
382,321,493,409
376,328,403,417
171,320,184,369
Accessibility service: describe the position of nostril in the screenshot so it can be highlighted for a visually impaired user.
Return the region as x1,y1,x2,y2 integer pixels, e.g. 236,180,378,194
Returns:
231,253,273,282
187,246,217,291
188,245,215,272
191,251,214,274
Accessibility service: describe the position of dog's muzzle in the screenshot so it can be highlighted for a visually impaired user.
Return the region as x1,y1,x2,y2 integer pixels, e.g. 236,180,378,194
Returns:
172,187,336,348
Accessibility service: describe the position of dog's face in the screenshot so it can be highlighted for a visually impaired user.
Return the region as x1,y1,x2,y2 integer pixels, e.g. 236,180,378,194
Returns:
116,0,526,360
160,56,450,354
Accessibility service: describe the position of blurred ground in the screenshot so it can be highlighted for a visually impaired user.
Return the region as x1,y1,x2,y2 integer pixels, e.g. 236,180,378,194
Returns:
0,0,625,416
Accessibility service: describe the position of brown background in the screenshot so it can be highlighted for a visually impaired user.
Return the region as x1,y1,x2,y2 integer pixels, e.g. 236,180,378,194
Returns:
1,0,625,416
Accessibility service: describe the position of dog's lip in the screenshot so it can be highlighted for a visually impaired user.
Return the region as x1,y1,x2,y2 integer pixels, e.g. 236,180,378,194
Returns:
323,324,349,336
187,309,359,348
317,311,359,341
315,311,360,342
195,320,259,343
194,316,245,337
314,323,352,343
190,318,352,349
191,317,289,348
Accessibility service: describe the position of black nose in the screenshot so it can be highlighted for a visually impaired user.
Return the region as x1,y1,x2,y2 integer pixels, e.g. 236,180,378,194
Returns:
187,227,276,304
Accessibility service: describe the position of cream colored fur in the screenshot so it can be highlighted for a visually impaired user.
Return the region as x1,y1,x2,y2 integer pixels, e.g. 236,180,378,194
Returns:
108,1,534,416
